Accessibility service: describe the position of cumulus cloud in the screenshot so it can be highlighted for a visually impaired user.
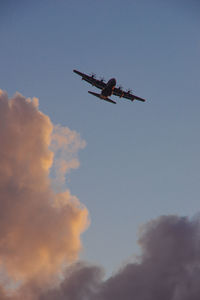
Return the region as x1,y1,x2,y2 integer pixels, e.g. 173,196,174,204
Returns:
99,215,200,300
0,90,89,285
1,89,200,300
21,215,200,300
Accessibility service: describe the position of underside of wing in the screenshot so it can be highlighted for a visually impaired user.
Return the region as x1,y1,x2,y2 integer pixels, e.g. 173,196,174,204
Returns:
113,87,146,102
73,69,106,90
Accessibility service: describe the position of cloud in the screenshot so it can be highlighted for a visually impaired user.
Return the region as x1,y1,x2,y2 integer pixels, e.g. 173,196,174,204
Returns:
50,125,86,189
1,89,200,300
99,215,200,300
20,215,200,300
0,90,89,285
38,262,103,300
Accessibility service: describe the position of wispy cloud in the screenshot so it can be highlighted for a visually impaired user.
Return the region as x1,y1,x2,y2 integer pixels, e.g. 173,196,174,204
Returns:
50,124,86,189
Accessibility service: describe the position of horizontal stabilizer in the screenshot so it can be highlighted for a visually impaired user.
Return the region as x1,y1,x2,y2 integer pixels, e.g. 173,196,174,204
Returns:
88,91,116,104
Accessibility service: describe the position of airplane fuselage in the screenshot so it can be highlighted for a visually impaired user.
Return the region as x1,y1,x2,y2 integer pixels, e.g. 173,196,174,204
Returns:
101,78,116,97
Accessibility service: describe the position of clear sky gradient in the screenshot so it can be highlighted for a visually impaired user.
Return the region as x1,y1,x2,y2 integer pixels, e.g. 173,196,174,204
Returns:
1,0,200,275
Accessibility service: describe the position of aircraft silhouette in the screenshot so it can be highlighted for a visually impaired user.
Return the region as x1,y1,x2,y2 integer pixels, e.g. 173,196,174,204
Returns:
73,69,146,104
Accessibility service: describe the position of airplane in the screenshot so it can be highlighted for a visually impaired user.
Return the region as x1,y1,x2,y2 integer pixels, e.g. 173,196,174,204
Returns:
73,69,146,104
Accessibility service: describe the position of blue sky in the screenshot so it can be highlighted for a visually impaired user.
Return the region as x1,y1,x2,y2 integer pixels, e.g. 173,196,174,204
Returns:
1,0,200,275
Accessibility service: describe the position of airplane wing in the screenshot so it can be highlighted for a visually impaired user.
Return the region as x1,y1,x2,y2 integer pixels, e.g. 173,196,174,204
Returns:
113,87,146,102
73,69,106,90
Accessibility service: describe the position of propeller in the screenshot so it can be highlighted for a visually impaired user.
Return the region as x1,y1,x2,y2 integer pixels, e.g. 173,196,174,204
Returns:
126,89,133,94
100,76,105,82
117,85,123,90
90,72,96,78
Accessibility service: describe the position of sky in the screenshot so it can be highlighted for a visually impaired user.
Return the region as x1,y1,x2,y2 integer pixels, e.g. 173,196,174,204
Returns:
0,0,200,298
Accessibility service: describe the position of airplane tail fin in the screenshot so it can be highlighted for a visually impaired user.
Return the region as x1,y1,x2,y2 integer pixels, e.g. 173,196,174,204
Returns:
88,91,116,104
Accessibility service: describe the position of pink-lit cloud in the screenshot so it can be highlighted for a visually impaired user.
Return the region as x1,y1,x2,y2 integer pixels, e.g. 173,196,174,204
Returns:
0,90,89,284
50,124,86,188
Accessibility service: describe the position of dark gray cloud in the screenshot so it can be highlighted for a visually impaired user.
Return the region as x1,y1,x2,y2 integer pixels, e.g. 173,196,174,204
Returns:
99,215,200,300
39,263,103,300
